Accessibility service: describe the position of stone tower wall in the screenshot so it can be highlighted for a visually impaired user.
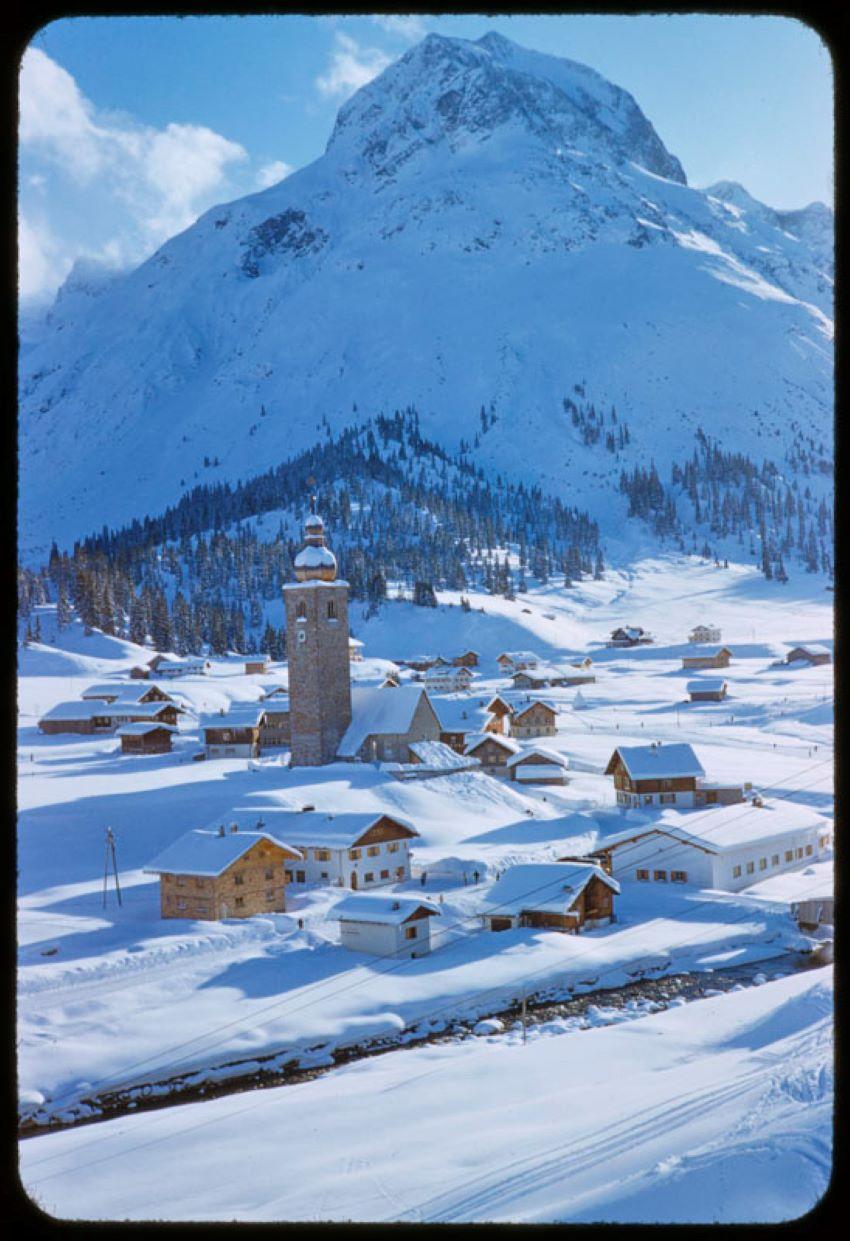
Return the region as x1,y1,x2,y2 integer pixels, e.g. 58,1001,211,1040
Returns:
284,580,352,765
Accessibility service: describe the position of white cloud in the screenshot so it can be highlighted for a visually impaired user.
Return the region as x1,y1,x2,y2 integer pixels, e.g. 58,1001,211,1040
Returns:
371,15,428,42
316,32,392,100
255,159,294,189
18,47,250,298
18,214,70,302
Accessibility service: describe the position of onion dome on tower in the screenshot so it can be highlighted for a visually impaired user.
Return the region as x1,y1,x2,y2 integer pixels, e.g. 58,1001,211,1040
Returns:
293,503,338,582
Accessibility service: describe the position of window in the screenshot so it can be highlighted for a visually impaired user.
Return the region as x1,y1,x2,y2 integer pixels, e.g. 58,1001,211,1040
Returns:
636,869,650,881
387,842,400,853
295,870,305,884
644,794,653,805
320,871,328,880
176,876,186,887
177,899,187,910
671,871,687,883
314,849,331,861
348,848,361,860
364,872,375,883
235,896,244,908
796,848,803,859
234,873,244,886
732,865,742,878
660,793,675,804
785,851,793,863
759,858,767,871
405,926,418,940
771,855,779,867
366,845,380,857
265,890,275,901
653,870,667,882
805,845,813,856
380,870,389,880
284,870,292,883
819,836,830,850
396,867,405,879
296,602,307,620
327,601,337,620
746,861,755,875
297,630,306,644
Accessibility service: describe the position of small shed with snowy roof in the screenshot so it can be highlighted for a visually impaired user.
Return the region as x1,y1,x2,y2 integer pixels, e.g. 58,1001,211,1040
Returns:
687,678,728,702
116,722,177,754
785,644,831,666
333,893,440,957
464,731,522,775
144,824,302,920
483,862,619,933
681,646,732,671
337,685,441,763
507,745,569,785
38,700,115,735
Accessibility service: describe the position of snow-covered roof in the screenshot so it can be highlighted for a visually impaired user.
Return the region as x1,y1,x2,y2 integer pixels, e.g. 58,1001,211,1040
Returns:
348,638,364,648
786,644,830,657
253,808,419,850
116,722,178,736
597,802,827,856
107,700,182,719
407,739,480,770
512,765,568,782
683,645,731,658
338,685,434,757
506,745,568,769
261,685,290,701
497,650,539,662
332,894,440,926
82,683,148,701
431,696,485,731
144,828,301,877
686,679,728,693
40,700,104,721
511,698,558,720
294,543,337,572
611,626,645,639
485,862,618,916
201,704,266,730
606,743,705,780
464,731,522,756
425,665,474,680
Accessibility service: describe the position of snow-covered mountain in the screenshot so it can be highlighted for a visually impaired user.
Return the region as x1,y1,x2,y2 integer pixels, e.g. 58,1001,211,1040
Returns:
19,31,833,560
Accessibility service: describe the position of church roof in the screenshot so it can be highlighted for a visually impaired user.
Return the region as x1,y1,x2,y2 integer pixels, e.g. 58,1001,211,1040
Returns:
337,685,436,758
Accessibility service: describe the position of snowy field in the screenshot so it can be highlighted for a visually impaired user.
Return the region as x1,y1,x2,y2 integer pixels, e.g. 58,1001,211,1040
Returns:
21,966,833,1223
17,555,833,1220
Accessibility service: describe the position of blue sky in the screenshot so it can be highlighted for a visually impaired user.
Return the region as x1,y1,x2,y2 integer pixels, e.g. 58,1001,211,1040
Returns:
19,12,833,306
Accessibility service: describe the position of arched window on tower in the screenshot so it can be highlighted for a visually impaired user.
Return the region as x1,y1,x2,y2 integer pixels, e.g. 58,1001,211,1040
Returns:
296,601,307,621
327,600,337,621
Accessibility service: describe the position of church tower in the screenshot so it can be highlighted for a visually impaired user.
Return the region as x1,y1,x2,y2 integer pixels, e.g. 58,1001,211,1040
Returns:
283,504,352,766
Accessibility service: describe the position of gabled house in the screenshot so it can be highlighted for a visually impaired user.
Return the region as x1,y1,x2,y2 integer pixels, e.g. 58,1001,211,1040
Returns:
483,862,619,933
432,696,486,753
607,626,653,648
105,700,184,728
243,654,271,675
590,803,831,893
687,678,728,702
243,808,420,889
38,700,115,735
333,894,440,957
496,650,540,672
483,694,513,734
509,699,558,738
424,665,475,693
201,705,266,758
464,731,522,775
82,683,174,705
507,746,569,785
155,657,211,678
450,650,479,668
117,722,177,754
144,824,302,920
785,644,831,666
605,742,743,808
337,685,441,763
689,624,721,644
681,646,732,670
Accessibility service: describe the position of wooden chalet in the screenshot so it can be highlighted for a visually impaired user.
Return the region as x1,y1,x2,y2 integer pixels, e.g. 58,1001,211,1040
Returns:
681,646,732,671
687,679,728,703
450,650,479,668
464,731,522,775
509,699,558,738
507,746,569,785
496,650,539,672
605,742,743,809
144,824,302,920
106,700,183,728
785,645,831,667
259,702,291,748
130,665,151,680
607,626,653,648
82,683,173,705
202,705,266,758
38,701,115,735
117,722,177,755
484,862,619,933
484,694,513,735
243,654,271,675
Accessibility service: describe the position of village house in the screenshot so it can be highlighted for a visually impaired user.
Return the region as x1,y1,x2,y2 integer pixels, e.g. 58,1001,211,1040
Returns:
38,701,115,735
496,650,540,673
129,665,151,680
155,657,211,678
511,665,594,690
243,654,271,675
785,644,832,667
337,685,441,763
144,824,302,920
245,808,420,889
333,893,440,957
464,731,522,776
687,678,728,703
348,637,365,663
450,650,479,668
424,664,475,694
432,696,487,753
605,742,744,809
82,683,174,706
201,705,266,758
590,803,832,894
259,701,291,748
689,624,722,644
508,699,558,738
105,700,184,728
400,655,444,672
483,862,619,933
483,695,513,735
607,626,653,648
507,746,569,785
681,645,732,671
116,722,177,755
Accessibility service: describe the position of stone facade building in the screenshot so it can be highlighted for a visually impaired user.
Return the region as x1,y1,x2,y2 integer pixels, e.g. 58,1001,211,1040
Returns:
283,508,352,766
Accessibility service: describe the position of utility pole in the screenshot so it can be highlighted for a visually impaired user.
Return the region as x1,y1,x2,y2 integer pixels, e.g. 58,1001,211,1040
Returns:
102,827,122,909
